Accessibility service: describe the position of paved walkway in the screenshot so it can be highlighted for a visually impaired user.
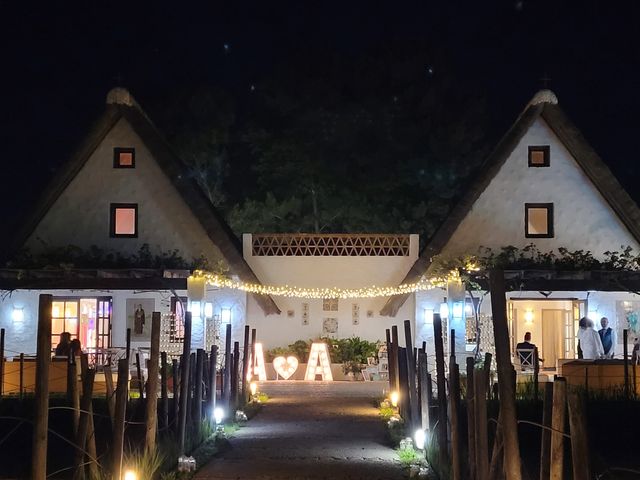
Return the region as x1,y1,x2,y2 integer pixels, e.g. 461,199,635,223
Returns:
194,381,406,480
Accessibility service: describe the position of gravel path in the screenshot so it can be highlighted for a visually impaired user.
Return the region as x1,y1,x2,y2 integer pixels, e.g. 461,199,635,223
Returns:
194,381,406,480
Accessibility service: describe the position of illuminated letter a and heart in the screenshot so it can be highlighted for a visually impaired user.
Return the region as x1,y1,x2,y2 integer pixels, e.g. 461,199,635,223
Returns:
273,356,299,380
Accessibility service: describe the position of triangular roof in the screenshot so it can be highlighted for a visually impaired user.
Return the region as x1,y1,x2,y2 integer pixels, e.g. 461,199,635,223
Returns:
381,89,640,316
13,87,280,315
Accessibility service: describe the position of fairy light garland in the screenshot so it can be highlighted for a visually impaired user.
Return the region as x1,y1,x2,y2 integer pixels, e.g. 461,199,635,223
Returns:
191,269,456,299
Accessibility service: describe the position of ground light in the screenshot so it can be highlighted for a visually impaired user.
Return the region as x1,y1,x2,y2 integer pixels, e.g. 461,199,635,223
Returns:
414,428,426,450
390,391,399,408
123,470,138,480
214,406,225,425
250,381,258,396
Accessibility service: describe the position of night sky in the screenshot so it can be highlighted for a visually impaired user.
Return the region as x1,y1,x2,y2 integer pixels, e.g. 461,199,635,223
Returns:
2,1,640,237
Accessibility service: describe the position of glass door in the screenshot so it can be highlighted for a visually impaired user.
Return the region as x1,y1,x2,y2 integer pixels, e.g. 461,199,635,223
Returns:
51,300,79,352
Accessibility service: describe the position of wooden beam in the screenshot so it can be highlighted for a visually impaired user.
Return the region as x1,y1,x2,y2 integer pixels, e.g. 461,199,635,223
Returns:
145,312,161,453
433,313,448,467
32,294,52,480
178,312,192,455
489,269,522,480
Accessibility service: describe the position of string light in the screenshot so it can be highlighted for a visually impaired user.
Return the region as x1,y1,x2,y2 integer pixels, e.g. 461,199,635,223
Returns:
191,270,459,300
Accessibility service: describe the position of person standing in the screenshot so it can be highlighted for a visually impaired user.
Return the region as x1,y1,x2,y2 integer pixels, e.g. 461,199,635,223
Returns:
598,317,617,359
577,317,604,360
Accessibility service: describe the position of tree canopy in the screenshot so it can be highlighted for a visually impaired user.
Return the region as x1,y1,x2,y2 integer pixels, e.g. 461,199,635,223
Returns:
154,41,495,246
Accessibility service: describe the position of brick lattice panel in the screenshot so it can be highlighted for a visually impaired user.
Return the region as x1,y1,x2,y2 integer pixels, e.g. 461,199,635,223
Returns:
252,234,411,256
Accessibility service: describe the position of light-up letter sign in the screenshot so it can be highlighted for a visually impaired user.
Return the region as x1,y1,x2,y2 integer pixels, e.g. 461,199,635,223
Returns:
304,342,333,381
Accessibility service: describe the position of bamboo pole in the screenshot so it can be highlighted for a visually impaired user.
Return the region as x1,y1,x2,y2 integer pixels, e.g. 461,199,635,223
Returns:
187,353,196,427
160,352,169,431
488,409,504,480
178,312,192,455
433,313,448,467
232,341,240,410
241,325,251,404
397,347,409,420
125,328,131,363
136,352,144,399
550,377,567,480
466,357,476,480
80,354,98,480
195,349,205,423
223,323,232,409
145,312,161,453
0,328,4,398
72,367,95,480
489,269,522,480
112,358,129,480
66,356,80,434
32,294,52,480
624,329,630,399
404,319,419,430
391,325,400,393
474,368,489,480
386,329,394,393
449,354,462,480
567,387,590,480
209,345,218,413
539,382,553,480
103,365,115,427
19,353,24,399
418,350,430,432
172,358,180,431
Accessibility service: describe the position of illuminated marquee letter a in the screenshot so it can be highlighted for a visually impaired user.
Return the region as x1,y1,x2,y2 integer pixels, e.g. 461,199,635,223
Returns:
304,343,333,381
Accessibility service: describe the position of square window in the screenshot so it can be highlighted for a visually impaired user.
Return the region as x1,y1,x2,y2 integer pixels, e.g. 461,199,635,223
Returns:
114,147,135,168
525,203,554,238
110,203,138,237
528,146,550,167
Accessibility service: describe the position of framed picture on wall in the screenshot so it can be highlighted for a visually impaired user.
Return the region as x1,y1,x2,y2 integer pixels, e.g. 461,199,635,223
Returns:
126,298,155,339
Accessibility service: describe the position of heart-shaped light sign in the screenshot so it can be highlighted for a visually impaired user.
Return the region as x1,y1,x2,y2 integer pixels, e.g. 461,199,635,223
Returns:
273,356,299,380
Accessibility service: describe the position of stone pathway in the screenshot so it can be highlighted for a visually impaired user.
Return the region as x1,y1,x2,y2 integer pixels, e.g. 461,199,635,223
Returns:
194,381,406,480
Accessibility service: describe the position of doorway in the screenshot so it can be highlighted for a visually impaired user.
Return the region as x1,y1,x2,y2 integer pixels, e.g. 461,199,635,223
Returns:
541,309,566,369
51,297,112,354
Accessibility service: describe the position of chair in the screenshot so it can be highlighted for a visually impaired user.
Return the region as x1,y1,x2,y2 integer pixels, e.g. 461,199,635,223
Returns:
515,348,536,372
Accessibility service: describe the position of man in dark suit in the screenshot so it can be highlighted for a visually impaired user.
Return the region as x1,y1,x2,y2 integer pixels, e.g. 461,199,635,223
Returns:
516,332,544,368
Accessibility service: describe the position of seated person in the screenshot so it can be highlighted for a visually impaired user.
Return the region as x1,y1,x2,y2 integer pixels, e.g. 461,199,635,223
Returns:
515,332,544,369
54,332,71,357
70,338,82,358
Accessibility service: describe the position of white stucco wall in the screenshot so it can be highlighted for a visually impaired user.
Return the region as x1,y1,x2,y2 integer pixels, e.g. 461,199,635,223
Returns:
415,287,640,372
26,118,227,265
0,287,245,357
246,291,416,350
243,234,419,349
440,118,640,257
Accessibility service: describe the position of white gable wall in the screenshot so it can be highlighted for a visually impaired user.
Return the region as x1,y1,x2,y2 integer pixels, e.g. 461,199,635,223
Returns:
26,118,226,264
415,116,640,358
439,118,640,257
244,234,420,349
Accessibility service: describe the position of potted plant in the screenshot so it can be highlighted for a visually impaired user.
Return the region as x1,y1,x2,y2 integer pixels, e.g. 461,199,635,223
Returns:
342,360,362,380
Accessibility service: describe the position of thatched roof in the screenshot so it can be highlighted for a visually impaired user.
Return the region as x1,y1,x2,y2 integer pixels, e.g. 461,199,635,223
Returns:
381,90,640,316
11,88,280,315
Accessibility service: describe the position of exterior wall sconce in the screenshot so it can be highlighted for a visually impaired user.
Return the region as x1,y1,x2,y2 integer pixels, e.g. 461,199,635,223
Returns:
524,309,534,324
423,308,434,324
12,307,24,323
220,307,231,324
204,302,214,318
439,302,449,319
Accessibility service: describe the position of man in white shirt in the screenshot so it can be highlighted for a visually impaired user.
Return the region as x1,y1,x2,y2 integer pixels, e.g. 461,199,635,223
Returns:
577,317,604,360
